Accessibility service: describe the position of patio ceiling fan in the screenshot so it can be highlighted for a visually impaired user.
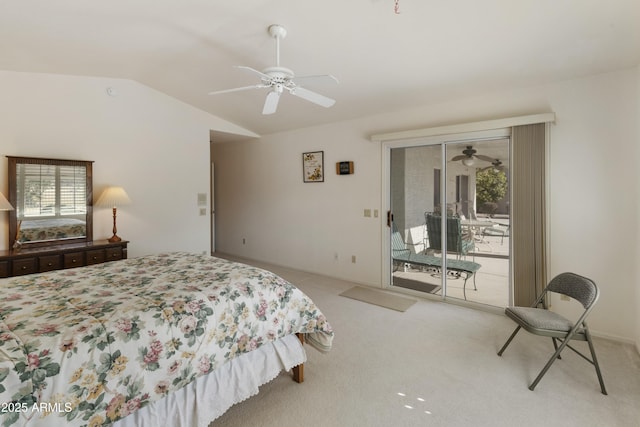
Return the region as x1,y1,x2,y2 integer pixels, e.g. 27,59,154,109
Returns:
208,24,338,115
479,159,507,172
451,146,495,166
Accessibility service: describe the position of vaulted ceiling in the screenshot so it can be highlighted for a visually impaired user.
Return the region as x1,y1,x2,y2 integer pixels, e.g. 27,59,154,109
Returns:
2,1,639,140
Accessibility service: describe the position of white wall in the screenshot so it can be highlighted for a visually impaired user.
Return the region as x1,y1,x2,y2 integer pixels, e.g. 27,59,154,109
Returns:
0,71,251,257
213,67,640,344
213,121,381,285
636,65,640,353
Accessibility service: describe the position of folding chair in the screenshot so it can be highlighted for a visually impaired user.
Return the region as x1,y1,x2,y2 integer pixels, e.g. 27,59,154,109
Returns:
497,272,607,394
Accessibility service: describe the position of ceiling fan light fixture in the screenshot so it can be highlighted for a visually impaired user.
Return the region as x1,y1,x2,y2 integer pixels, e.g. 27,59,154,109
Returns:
462,158,475,166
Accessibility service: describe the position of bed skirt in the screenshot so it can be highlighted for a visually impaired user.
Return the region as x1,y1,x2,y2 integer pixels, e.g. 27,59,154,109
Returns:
114,334,306,427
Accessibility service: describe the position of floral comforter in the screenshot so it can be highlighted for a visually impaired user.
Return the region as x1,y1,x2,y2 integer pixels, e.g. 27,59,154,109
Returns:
0,252,333,427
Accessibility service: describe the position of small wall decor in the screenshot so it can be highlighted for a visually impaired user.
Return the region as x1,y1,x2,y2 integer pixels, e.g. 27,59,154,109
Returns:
336,161,354,175
303,151,324,182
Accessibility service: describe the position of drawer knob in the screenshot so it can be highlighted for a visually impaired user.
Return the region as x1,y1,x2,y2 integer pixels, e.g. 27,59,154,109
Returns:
47,262,53,266
72,259,77,263
22,266,27,270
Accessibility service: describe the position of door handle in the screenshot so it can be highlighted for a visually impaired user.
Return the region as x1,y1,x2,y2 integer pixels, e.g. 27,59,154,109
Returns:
387,211,394,227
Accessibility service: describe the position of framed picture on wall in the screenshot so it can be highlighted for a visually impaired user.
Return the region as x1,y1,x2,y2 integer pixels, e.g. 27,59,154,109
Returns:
302,151,324,182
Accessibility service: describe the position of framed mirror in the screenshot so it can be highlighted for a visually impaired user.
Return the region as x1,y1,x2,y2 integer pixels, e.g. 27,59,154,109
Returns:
7,156,94,249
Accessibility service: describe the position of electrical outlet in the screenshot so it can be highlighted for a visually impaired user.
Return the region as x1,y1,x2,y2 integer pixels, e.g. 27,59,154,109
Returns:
351,255,356,263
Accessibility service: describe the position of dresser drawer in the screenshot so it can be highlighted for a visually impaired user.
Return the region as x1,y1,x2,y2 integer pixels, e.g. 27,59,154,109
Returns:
0,261,8,278
13,258,37,276
64,252,85,269
86,249,106,265
105,246,123,262
39,255,62,272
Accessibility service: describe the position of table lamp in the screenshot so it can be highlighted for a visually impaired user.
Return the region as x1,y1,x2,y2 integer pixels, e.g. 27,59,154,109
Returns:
0,192,13,211
96,186,131,242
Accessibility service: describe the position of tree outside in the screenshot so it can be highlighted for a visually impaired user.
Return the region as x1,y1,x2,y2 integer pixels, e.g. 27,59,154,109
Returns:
476,168,508,216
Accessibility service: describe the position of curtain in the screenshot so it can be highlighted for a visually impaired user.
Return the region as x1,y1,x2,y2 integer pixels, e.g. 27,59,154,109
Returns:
511,123,547,306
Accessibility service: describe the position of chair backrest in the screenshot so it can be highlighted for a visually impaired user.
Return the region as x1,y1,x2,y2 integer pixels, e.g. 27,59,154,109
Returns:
391,223,410,257
425,213,466,254
547,272,598,309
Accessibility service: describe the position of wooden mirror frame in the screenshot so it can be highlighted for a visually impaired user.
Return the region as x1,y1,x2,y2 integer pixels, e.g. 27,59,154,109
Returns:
7,156,94,249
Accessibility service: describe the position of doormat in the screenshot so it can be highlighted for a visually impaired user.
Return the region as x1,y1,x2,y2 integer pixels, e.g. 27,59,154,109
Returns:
392,276,442,295
340,286,417,312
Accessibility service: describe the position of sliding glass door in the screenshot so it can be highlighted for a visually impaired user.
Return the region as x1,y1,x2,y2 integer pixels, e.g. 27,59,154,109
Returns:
390,137,511,308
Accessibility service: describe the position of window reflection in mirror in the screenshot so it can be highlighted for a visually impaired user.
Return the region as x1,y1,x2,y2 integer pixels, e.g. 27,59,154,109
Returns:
8,157,93,248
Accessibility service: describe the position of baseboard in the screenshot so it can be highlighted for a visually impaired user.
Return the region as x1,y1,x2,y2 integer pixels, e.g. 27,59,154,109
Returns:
212,252,380,289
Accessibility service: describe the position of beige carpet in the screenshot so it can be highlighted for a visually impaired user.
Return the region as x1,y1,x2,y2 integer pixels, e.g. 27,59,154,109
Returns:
339,286,417,312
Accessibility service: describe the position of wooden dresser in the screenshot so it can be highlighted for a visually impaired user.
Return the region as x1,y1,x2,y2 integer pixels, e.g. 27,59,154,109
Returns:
0,240,128,278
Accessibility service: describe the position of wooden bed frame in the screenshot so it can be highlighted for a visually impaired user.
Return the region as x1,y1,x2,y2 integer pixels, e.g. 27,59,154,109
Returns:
293,333,305,383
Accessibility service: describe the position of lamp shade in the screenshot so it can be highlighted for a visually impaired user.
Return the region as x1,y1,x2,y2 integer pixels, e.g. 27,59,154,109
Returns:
0,192,14,211
96,186,131,208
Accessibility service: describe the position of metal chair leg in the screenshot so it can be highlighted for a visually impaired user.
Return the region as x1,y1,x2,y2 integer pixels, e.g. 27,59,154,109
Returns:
529,335,572,391
551,337,562,360
584,327,607,395
498,326,521,356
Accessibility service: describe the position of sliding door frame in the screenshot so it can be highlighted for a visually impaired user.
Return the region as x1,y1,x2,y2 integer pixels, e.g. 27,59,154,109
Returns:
376,113,554,307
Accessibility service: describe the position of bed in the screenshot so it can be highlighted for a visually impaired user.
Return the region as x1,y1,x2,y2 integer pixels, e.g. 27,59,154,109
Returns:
0,252,333,426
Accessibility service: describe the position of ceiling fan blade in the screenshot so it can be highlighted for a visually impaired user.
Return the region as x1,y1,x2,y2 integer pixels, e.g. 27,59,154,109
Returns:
208,84,266,95
292,74,339,86
475,154,495,162
235,65,272,81
290,86,335,108
451,155,467,161
262,89,281,115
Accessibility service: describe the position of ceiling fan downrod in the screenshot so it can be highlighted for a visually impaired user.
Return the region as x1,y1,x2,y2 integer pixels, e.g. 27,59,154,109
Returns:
268,24,287,67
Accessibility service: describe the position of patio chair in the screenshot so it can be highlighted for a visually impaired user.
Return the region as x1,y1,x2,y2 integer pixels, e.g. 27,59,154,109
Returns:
470,208,509,244
497,272,607,394
482,223,509,244
425,212,474,259
391,223,481,299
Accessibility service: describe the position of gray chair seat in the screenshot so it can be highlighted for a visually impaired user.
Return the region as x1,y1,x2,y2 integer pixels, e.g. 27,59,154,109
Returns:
506,306,573,332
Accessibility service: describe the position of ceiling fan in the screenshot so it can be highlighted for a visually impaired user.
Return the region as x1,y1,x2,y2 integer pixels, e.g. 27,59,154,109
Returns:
208,24,338,115
451,146,495,166
479,159,507,172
